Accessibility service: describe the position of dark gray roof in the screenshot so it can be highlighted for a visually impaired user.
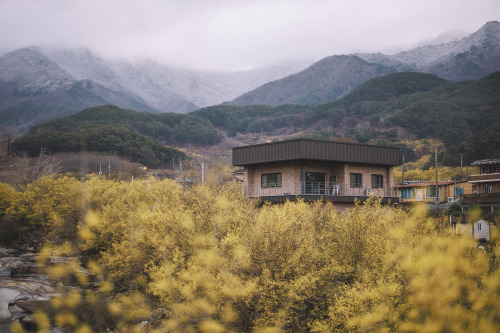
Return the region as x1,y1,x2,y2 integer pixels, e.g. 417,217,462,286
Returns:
232,139,400,166
470,158,500,165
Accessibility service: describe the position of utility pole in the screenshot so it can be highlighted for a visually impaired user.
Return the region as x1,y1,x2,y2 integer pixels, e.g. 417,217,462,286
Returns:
201,160,205,184
435,146,439,205
402,153,405,184
460,154,463,180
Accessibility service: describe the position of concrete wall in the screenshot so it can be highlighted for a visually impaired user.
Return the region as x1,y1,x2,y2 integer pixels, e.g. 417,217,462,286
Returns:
244,161,395,197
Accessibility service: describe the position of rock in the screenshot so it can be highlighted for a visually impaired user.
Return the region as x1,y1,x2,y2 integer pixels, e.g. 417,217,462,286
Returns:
15,299,52,314
20,253,37,262
0,249,18,258
11,264,38,276
0,269,11,278
8,303,27,320
46,257,96,285
20,313,37,331
48,256,81,265
0,288,21,323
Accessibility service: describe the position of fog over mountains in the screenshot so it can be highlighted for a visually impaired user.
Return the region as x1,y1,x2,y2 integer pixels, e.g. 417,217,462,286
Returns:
233,21,500,106
0,21,499,129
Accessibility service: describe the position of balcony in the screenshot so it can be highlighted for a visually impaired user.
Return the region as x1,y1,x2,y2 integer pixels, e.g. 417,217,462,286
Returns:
240,181,399,204
468,173,500,183
462,193,500,204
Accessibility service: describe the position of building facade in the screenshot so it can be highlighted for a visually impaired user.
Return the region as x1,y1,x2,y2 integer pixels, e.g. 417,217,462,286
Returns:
232,139,400,207
396,180,472,204
462,158,500,214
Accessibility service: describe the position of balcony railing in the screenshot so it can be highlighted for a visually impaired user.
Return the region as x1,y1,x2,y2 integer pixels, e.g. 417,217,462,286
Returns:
468,173,500,182
242,181,396,198
462,193,500,204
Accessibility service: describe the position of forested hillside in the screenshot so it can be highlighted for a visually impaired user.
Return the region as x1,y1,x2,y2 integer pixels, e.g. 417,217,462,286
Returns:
231,55,396,106
12,124,186,169
10,71,500,167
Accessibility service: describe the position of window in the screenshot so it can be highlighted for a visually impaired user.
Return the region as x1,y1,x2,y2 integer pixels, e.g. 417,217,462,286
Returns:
425,187,439,198
350,173,362,187
484,184,492,194
478,223,482,231
481,164,497,174
261,173,282,188
305,172,326,194
371,174,384,188
455,187,464,196
401,188,415,199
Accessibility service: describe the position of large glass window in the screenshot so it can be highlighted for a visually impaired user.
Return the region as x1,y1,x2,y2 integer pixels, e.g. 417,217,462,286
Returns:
305,172,326,194
481,164,497,174
261,173,282,188
371,174,384,188
350,173,362,187
426,187,439,198
401,188,415,199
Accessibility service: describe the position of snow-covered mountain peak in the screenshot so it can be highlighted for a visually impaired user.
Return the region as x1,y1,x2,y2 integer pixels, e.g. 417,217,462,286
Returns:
0,47,72,94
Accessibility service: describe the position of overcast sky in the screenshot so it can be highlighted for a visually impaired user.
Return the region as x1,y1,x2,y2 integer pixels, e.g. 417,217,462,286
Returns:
0,0,499,70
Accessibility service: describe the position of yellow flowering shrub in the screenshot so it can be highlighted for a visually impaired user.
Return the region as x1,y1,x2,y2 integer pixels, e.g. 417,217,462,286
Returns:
3,175,498,332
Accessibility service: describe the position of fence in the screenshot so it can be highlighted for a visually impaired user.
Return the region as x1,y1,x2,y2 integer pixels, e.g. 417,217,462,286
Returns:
241,181,396,198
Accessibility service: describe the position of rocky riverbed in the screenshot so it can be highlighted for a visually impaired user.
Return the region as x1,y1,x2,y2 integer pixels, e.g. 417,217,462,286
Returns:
0,247,94,332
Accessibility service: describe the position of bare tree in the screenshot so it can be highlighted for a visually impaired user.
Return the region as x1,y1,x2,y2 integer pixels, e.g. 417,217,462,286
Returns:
0,126,19,157
2,154,62,190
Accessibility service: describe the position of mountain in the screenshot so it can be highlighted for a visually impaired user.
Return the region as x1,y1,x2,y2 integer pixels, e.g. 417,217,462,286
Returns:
391,21,500,81
0,80,158,131
0,48,159,130
1,21,499,130
0,46,313,128
0,48,72,110
27,104,222,147
199,71,500,164
33,47,313,110
39,47,200,113
231,55,397,106
11,71,500,166
12,123,186,169
231,21,500,107
133,59,314,108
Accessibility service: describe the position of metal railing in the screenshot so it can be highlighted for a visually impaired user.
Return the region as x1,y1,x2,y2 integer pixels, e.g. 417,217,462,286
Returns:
242,181,395,198
468,173,500,182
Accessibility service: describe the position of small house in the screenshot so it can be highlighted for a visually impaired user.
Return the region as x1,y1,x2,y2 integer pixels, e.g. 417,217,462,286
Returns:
396,180,472,204
232,139,400,210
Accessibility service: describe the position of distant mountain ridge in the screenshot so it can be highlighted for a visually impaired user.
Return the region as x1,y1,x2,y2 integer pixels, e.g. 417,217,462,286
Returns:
231,55,396,106
0,47,313,128
230,21,500,106
14,71,500,167
1,21,499,129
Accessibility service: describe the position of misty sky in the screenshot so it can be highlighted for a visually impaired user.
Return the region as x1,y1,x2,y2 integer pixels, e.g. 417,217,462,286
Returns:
1,0,499,71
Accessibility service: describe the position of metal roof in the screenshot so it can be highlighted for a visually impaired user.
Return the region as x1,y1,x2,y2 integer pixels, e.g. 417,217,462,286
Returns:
396,180,466,188
232,139,400,166
470,158,500,166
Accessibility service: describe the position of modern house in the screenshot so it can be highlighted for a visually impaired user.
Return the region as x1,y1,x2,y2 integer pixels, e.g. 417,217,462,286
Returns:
232,139,400,209
462,158,500,214
395,180,472,204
